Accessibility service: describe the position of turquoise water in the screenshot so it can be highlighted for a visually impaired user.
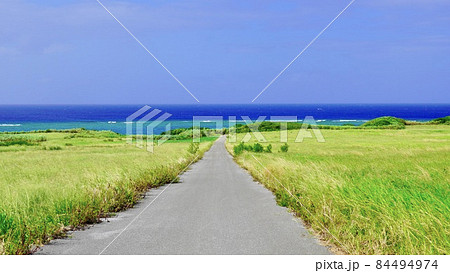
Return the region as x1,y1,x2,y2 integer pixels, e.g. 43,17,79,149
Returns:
0,104,448,135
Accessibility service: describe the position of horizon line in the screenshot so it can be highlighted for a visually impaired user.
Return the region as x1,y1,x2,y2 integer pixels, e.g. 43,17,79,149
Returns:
0,102,450,106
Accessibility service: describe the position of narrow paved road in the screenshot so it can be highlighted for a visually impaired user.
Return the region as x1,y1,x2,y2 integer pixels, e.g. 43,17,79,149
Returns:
37,136,329,255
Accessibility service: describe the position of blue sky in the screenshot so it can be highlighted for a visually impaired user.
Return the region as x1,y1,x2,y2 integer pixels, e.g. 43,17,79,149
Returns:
1,0,449,104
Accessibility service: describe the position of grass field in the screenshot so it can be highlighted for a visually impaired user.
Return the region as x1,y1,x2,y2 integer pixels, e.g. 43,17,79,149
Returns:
226,125,449,254
0,129,216,254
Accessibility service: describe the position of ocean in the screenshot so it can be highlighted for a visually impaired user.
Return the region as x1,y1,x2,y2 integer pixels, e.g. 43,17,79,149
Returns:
0,104,448,135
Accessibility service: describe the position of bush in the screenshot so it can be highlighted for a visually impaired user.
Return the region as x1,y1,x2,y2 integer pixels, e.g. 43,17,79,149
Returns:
233,142,274,155
157,127,220,141
47,146,63,151
235,121,304,133
429,116,450,125
0,136,47,146
280,143,289,153
252,143,264,153
233,142,246,155
362,116,406,129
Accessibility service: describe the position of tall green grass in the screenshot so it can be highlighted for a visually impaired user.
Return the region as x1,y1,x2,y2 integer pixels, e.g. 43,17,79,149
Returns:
227,125,449,254
0,135,47,146
0,130,215,254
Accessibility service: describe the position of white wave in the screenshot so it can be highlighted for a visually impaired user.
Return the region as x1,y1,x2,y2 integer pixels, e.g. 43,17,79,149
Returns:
270,119,299,122
108,121,117,124
0,124,21,127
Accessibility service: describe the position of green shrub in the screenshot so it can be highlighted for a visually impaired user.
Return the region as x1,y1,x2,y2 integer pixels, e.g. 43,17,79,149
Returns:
63,130,121,139
429,116,450,125
0,136,47,146
155,127,222,141
234,142,277,155
235,121,304,133
252,143,264,153
362,116,406,129
233,142,246,155
233,142,255,155
280,143,289,152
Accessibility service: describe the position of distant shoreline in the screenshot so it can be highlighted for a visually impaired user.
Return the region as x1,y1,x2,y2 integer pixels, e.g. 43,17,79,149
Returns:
1,116,448,137
1,104,449,135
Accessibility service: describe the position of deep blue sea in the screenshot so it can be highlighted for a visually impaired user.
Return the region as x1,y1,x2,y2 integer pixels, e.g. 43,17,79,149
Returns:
0,104,448,135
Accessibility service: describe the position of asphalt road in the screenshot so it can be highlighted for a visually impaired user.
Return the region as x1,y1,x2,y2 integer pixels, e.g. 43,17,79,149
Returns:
36,136,330,255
